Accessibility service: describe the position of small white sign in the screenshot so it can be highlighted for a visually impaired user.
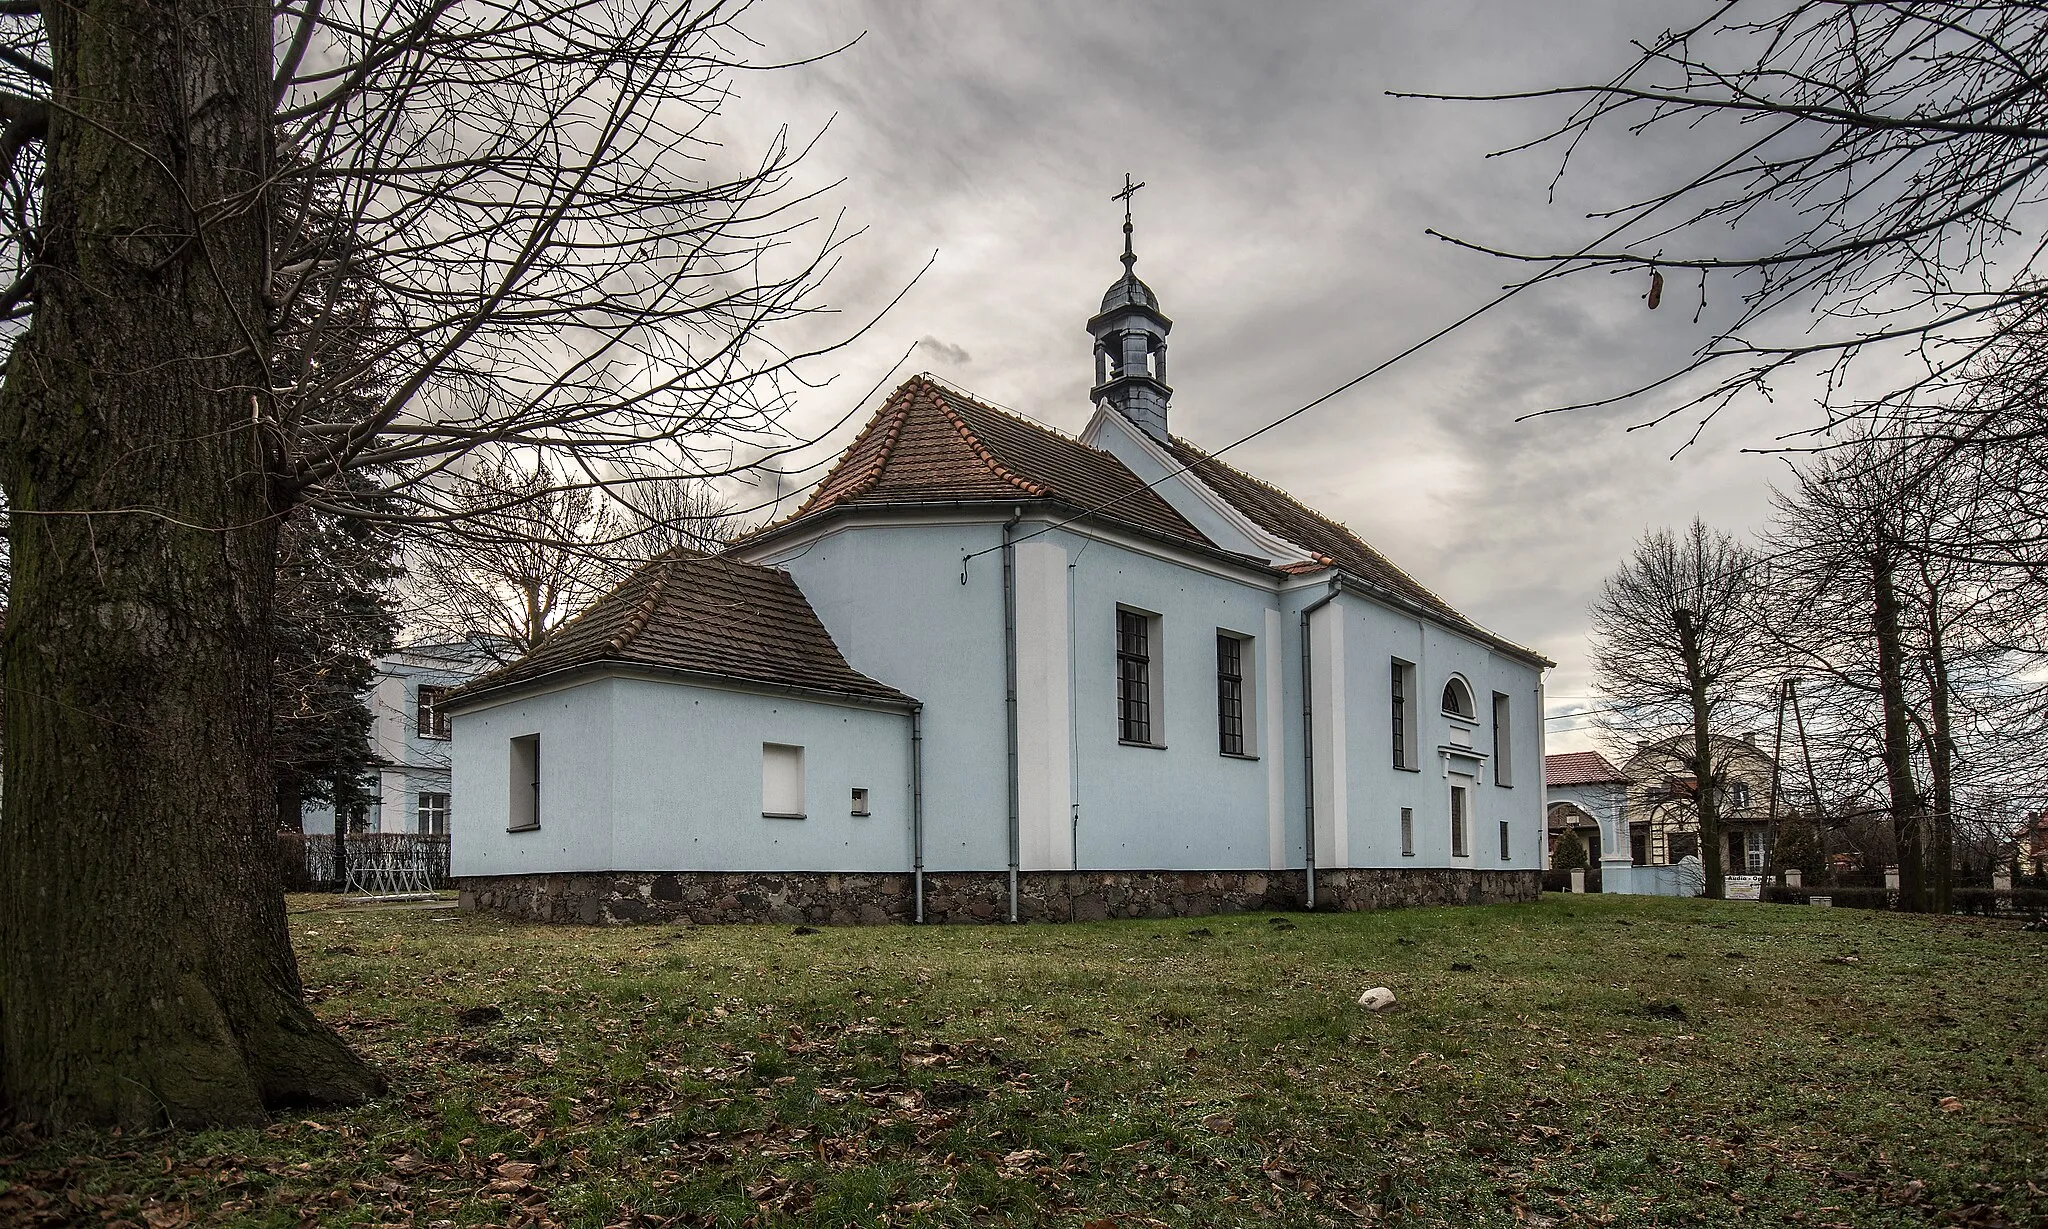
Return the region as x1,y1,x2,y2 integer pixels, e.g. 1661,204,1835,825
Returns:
1725,875,1763,901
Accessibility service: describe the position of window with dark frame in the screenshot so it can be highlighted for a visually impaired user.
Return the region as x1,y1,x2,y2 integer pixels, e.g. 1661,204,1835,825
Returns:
1450,784,1469,857
508,735,540,831
1499,819,1511,861
1391,660,1409,768
1400,806,1414,856
1216,633,1245,755
417,684,451,739
1442,677,1474,719
1117,609,1153,744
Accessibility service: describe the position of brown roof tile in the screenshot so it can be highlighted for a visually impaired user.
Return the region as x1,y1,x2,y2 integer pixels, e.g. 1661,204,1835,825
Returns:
775,376,1208,545
450,551,910,706
1161,435,1548,663
1545,751,1629,787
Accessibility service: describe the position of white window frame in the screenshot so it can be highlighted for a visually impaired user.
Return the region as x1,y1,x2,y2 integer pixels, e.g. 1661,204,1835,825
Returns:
762,743,807,819
417,791,450,835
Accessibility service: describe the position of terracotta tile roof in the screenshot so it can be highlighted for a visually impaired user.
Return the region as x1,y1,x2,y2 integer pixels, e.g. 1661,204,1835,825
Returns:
1159,435,1547,662
449,550,911,706
1545,751,1629,787
772,376,1209,545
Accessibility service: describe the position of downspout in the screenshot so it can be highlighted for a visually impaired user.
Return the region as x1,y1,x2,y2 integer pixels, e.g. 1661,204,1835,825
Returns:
1002,508,1023,924
1298,577,1342,911
911,702,926,924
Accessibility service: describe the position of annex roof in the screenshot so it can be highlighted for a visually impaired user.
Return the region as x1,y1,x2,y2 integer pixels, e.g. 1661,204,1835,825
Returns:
770,375,1208,545
1545,751,1629,787
449,550,910,707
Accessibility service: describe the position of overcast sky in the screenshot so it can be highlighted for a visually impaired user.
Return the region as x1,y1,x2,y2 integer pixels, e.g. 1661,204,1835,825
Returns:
710,0,1817,754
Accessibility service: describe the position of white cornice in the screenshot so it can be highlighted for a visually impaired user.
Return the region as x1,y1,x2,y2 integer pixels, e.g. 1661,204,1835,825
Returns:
1080,405,1314,567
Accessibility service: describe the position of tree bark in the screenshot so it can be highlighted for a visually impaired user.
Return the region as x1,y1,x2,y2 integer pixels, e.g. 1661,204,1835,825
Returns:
1924,601,1956,915
1675,608,1724,899
0,0,381,1128
1870,545,1927,912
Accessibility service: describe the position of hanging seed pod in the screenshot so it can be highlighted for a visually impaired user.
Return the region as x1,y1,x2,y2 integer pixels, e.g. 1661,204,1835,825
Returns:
1647,268,1665,310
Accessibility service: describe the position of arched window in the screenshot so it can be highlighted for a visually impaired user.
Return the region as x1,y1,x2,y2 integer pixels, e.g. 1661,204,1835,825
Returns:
1441,677,1475,719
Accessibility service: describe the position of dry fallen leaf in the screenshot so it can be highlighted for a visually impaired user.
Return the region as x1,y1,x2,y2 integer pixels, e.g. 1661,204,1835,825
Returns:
1937,1096,1964,1113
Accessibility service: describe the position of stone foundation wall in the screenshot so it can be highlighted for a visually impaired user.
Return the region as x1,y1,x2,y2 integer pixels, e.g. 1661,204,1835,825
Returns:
458,866,1538,926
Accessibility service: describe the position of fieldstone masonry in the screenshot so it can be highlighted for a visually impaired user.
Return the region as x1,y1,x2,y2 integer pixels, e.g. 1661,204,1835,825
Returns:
458,867,1539,926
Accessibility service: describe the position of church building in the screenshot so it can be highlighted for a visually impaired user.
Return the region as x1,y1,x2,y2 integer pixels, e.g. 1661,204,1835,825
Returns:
447,203,1553,925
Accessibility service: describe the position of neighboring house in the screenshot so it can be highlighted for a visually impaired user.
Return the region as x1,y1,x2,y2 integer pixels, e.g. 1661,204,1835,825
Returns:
447,220,1554,926
1622,732,1780,874
305,640,506,836
1544,751,1634,892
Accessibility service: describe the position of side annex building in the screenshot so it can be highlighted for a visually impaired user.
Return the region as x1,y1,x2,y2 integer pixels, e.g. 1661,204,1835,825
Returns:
448,225,1554,925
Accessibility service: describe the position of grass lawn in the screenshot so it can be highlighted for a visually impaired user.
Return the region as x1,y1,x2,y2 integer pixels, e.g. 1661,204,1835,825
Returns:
3,895,2043,1227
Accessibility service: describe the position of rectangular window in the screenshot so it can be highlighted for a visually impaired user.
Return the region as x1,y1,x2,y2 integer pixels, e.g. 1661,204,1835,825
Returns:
508,735,540,831
1450,784,1469,857
1391,659,1414,769
1492,692,1513,786
1117,608,1154,744
1400,806,1414,857
417,791,450,835
417,684,451,740
762,743,806,817
1216,632,1246,755
850,786,870,817
1499,819,1511,861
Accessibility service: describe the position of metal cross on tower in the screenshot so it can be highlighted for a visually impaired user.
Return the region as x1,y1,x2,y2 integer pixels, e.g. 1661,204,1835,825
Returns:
1113,173,1145,270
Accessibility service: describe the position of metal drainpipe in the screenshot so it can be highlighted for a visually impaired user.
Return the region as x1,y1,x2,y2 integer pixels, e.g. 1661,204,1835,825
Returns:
1299,578,1342,911
1002,508,1023,923
911,702,926,924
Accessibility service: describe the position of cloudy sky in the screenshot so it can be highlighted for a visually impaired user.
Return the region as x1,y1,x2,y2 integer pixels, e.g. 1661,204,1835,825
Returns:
710,0,1818,753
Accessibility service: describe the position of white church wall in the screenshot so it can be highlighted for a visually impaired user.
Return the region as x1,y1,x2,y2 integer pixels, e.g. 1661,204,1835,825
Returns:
1013,539,1074,872
1064,528,1280,870
744,518,1013,872
450,677,618,878
607,678,912,872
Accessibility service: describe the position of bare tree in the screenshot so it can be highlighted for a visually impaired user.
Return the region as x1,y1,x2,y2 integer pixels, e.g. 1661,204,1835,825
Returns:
1590,519,1769,898
1765,435,2048,910
0,1,861,1128
1416,2,2048,451
401,460,731,653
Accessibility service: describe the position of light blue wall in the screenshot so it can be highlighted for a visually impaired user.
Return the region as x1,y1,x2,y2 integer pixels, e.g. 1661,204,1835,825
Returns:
608,679,912,872
450,677,618,877
452,674,913,876
751,520,1013,872
750,512,1546,876
1062,526,1282,869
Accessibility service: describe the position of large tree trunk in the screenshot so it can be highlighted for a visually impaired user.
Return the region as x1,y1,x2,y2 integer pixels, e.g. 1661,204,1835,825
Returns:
1870,545,1926,912
0,0,380,1128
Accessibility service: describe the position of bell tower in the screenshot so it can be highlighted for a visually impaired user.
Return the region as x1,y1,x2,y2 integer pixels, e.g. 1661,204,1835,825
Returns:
1088,175,1173,441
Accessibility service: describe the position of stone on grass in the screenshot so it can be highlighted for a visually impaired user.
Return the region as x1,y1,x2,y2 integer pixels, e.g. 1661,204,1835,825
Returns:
1357,986,1396,1011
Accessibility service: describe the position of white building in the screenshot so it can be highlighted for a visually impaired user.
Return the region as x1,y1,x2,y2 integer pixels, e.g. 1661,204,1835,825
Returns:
448,218,1553,924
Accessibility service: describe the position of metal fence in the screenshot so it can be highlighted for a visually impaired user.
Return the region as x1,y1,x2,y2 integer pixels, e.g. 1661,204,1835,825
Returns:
279,832,451,893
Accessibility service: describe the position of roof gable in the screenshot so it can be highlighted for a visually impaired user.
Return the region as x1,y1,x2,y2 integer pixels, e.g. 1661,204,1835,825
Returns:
774,376,1208,545
450,551,909,706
